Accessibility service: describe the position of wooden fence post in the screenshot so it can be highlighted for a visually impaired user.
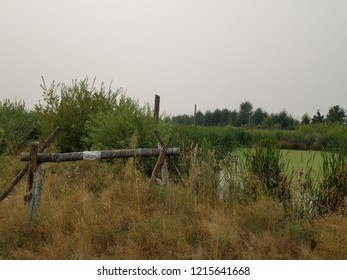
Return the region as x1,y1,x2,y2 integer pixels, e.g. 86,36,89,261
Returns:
154,94,160,123
27,142,38,191
27,165,45,222
25,142,45,221
149,94,169,187
194,104,197,126
154,129,169,185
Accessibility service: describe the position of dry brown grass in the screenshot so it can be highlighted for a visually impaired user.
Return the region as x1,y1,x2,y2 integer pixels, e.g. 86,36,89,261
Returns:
1,156,347,260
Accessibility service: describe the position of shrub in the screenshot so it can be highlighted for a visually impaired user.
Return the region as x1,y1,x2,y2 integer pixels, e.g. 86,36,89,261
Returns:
0,99,39,154
36,77,121,152
83,95,156,150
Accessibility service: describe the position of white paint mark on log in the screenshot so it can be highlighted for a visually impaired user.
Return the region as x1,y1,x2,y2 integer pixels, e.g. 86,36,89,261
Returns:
83,151,102,160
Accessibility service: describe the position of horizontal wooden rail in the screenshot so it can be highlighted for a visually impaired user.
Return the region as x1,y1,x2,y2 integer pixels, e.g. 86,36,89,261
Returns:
21,147,180,163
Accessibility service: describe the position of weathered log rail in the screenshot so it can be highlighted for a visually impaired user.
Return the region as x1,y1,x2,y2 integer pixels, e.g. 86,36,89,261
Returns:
21,147,180,163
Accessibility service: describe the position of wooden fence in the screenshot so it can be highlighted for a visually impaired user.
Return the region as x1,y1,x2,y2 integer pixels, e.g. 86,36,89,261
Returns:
21,129,181,221
0,95,184,221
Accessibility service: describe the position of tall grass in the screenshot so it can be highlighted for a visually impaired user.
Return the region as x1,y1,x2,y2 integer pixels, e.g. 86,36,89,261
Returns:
0,144,347,260
316,149,347,214
228,143,347,219
242,140,289,202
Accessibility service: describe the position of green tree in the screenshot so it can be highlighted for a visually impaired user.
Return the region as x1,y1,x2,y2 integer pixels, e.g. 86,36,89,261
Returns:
301,113,311,125
275,110,297,129
252,107,268,127
204,110,214,126
220,108,231,126
170,114,193,125
229,109,239,126
212,108,221,126
326,105,346,125
262,111,296,130
195,111,204,126
312,109,325,124
262,116,274,129
238,101,253,127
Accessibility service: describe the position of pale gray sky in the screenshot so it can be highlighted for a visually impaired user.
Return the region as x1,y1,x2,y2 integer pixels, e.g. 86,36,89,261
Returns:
1,0,346,118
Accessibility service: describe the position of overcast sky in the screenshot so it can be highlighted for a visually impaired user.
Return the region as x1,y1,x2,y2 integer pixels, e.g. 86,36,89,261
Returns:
1,0,346,119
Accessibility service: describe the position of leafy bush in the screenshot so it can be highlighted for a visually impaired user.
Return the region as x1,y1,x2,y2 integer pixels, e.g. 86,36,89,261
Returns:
36,77,121,152
84,96,164,176
0,99,39,154
83,95,156,150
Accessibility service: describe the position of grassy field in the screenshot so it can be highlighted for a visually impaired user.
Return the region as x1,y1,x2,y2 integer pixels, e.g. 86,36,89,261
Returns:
0,153,346,260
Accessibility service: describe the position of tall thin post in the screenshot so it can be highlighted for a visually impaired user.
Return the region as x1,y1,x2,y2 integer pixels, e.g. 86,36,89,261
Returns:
149,95,169,187
154,95,160,123
194,104,197,126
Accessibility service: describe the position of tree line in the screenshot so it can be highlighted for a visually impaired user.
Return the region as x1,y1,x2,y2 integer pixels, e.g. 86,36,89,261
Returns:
167,101,347,129
0,78,346,156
